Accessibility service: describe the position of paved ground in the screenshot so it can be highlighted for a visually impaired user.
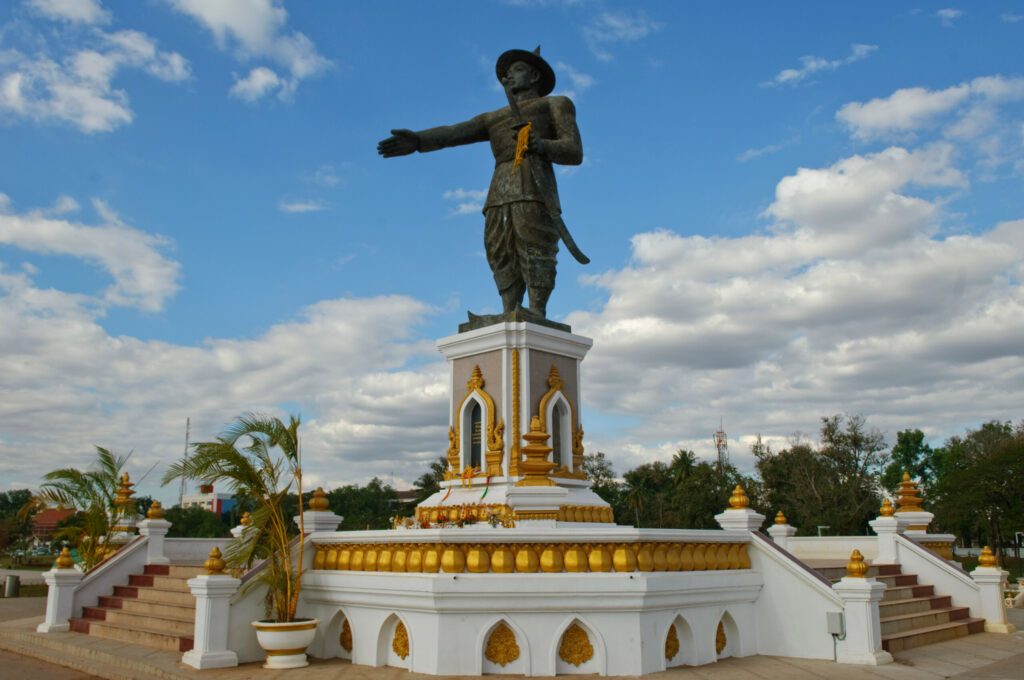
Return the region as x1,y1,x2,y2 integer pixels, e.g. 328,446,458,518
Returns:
0,597,1022,679
0,567,47,585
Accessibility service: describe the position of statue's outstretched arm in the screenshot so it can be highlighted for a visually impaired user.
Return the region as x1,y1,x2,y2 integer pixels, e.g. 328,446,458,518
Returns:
417,113,489,153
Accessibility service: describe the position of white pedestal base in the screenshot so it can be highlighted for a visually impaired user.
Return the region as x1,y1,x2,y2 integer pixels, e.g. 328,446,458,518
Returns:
182,649,239,670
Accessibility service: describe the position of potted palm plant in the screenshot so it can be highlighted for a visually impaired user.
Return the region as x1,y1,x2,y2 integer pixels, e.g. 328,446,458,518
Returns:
163,413,316,670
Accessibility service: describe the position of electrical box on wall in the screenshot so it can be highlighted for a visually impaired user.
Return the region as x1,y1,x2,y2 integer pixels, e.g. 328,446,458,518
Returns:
826,611,845,636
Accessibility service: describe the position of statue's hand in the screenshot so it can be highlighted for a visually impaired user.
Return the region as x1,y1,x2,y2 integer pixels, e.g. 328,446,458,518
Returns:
524,126,546,159
377,129,420,157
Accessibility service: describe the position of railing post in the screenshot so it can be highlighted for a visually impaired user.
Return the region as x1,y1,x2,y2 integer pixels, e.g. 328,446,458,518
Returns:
868,499,905,565
713,485,765,532
37,548,83,633
182,548,241,669
137,501,171,565
766,511,796,551
970,547,1017,634
295,487,343,533
832,550,892,665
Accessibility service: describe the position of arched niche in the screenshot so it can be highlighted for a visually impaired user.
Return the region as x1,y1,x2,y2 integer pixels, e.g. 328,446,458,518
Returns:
716,610,740,660
459,392,487,472
479,618,528,675
322,608,352,660
376,613,411,669
664,614,695,668
537,365,582,475
552,617,604,675
449,365,504,476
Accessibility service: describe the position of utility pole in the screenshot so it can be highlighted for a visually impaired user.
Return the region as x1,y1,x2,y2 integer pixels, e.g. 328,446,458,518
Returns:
177,417,190,508
713,417,730,469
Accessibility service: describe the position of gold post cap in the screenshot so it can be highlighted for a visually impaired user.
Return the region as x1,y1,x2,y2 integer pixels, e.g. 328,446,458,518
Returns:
846,549,868,578
55,547,75,569
146,500,165,520
240,511,252,526
978,546,997,568
204,546,226,574
728,485,750,510
879,498,894,516
309,487,330,512
774,510,787,525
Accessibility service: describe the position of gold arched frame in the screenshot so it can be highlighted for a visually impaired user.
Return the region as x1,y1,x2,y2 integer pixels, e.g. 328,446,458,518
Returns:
536,365,586,479
447,365,505,476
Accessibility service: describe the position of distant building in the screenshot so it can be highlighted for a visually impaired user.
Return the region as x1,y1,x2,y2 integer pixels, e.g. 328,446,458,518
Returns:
32,508,75,544
181,484,236,515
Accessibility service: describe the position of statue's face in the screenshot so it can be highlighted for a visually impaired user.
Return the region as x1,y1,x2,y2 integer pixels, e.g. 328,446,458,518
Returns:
504,60,539,93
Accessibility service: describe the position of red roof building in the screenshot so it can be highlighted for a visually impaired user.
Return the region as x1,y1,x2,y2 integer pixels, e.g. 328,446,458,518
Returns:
32,508,75,542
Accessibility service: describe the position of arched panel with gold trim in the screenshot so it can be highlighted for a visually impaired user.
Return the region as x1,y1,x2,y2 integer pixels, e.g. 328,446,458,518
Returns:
450,365,505,477
536,365,586,479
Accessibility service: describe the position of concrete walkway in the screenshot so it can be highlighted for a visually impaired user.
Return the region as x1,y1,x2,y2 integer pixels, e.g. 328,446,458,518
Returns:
1,597,1021,679
0,567,47,585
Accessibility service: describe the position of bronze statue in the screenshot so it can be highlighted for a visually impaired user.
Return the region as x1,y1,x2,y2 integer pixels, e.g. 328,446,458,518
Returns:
378,47,587,325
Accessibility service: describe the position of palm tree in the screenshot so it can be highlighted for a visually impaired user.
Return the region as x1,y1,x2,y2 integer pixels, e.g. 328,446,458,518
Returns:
24,447,131,570
162,413,306,622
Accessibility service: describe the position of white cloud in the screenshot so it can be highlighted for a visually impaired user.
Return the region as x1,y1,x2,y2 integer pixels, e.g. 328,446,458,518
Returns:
936,8,964,27
443,188,486,216
167,0,331,101
310,164,340,187
27,0,110,24
278,198,327,213
0,25,189,133
1002,13,1024,24
839,76,1024,140
737,140,791,163
763,43,877,88
555,61,594,99
582,11,662,62
0,195,180,311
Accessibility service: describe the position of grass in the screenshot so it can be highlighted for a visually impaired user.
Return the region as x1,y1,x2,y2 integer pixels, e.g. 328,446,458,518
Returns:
956,554,1024,579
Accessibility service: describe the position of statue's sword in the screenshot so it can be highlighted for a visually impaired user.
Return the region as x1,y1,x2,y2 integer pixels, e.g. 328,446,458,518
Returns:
502,83,590,265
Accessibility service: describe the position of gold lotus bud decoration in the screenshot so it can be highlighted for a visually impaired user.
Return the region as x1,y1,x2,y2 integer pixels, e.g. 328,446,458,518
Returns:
55,547,75,569
774,510,787,525
146,500,165,520
896,471,923,512
113,472,135,509
728,485,750,510
309,487,330,512
204,546,226,575
879,498,894,517
240,511,252,526
846,549,868,578
978,546,997,568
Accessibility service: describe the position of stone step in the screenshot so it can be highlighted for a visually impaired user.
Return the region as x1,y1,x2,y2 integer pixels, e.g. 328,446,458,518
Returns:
882,617,985,653
69,617,194,652
878,595,952,618
135,585,195,606
143,562,207,579
105,608,195,635
880,606,970,636
121,597,195,619
882,583,934,602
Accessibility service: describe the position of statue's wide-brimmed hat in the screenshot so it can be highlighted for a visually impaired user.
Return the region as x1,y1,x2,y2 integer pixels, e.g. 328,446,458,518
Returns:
496,46,555,96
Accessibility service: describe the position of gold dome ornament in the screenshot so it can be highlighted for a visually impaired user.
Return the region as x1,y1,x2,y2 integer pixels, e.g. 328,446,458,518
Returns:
895,471,923,512
846,549,868,578
113,472,135,509
978,546,997,568
204,546,226,575
240,511,252,526
728,485,750,510
879,498,895,517
774,510,787,525
54,547,75,569
146,500,165,520
309,487,330,512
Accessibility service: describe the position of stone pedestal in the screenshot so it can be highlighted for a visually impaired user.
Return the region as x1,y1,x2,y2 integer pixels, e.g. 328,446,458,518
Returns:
138,518,171,565
971,567,1016,634
766,522,797,551
109,511,140,545
37,567,83,633
183,574,241,669
296,510,344,533
714,508,765,533
868,516,904,564
895,510,933,536
832,577,893,665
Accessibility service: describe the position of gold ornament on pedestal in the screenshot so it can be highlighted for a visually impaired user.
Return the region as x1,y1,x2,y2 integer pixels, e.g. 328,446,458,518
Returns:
309,487,330,511
559,622,594,666
392,621,410,659
978,546,997,567
716,622,727,655
516,416,556,486
340,619,353,653
774,510,787,524
204,546,226,575
54,547,75,569
846,549,868,578
664,623,680,660
895,471,923,512
879,498,895,517
485,622,520,666
146,500,165,520
727,485,750,509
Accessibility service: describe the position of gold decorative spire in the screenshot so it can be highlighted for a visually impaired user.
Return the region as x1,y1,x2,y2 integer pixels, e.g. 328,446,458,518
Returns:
547,364,563,391
978,546,997,568
146,500,165,520
774,510,787,525
113,472,135,509
728,485,750,510
467,364,485,390
204,546,226,575
879,498,895,517
54,547,74,569
846,549,868,578
240,511,252,526
516,416,556,486
895,471,923,513
309,487,329,512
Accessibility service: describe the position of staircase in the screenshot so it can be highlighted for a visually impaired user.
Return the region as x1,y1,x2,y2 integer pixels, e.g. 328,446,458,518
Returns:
812,561,985,653
69,563,203,652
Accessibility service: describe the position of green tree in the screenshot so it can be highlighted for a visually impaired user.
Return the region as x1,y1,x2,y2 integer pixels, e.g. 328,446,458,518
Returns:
165,506,231,538
327,478,397,530
583,452,620,506
668,450,755,529
0,490,33,552
881,429,933,494
412,457,449,504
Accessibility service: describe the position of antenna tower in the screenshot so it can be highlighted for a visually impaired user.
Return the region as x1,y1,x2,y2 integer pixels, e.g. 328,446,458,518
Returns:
177,417,190,507
713,417,730,469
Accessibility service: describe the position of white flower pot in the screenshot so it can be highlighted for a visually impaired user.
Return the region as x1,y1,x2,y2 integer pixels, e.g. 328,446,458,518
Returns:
252,618,319,669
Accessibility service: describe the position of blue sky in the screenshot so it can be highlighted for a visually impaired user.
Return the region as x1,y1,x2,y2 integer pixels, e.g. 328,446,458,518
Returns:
1,1,1022,504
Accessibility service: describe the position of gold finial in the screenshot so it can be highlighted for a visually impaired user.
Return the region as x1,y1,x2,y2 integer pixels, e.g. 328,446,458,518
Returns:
879,498,895,517
728,485,750,509
240,511,252,526
467,365,485,390
309,487,329,512
54,547,74,569
846,549,868,578
516,416,556,487
978,546,997,568
896,471,923,513
774,510,787,525
113,472,135,509
146,500,165,519
547,364,563,390
204,546,226,574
